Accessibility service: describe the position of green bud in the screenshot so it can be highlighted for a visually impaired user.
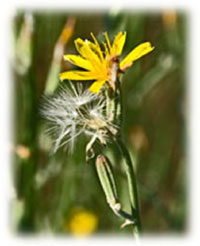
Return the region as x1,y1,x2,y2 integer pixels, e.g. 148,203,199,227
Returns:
95,155,118,207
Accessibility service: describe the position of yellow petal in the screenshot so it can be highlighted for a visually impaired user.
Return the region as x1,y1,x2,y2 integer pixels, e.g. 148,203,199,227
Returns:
90,33,104,61
64,55,93,71
74,38,103,73
86,40,107,70
89,80,106,94
111,32,126,56
103,41,109,58
120,42,154,69
59,70,97,81
104,32,112,54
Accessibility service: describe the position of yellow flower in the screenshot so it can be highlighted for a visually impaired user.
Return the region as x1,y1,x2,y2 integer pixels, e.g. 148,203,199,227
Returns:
60,32,154,94
66,207,98,237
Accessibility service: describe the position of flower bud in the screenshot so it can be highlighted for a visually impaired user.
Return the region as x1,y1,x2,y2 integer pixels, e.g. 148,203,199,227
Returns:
95,155,118,208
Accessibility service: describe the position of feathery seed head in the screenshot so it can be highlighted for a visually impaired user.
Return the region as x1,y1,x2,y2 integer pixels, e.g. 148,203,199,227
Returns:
41,82,118,153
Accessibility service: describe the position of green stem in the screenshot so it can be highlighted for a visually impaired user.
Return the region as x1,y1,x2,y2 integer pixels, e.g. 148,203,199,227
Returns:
116,137,142,236
105,60,141,237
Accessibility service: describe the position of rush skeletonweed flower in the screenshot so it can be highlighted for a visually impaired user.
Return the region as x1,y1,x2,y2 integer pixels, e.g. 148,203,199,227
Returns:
67,207,98,237
59,32,154,94
41,82,118,152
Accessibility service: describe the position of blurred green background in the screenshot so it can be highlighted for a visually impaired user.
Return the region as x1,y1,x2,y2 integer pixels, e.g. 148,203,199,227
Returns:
12,9,186,236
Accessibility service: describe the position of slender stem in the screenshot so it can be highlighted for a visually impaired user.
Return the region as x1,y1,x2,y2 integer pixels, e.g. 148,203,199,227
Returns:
116,137,142,235
114,80,142,235
105,58,141,237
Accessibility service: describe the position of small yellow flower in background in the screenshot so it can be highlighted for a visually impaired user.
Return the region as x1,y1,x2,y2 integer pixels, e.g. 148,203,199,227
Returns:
60,32,154,94
66,207,98,237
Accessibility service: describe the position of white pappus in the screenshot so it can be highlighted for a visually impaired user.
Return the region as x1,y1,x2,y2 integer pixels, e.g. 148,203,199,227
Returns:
41,82,118,153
